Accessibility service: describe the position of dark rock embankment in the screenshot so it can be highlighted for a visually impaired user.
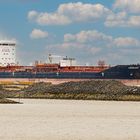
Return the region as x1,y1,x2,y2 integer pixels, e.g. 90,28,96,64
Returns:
16,80,140,101
0,85,20,104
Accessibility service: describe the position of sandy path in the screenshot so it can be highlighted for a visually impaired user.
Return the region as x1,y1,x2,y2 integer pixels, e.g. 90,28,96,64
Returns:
0,99,140,140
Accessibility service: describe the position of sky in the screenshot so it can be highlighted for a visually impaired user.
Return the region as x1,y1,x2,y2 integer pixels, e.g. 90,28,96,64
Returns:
0,0,140,65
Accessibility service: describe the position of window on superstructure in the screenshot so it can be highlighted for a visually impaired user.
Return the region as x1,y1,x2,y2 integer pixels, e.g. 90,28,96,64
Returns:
10,44,15,46
0,43,15,46
2,44,8,46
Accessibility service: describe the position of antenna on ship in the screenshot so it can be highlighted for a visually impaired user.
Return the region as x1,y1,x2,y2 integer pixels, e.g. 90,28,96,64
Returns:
48,54,53,63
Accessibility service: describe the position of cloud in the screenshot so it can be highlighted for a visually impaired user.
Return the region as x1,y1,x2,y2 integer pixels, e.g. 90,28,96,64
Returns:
90,47,101,55
114,0,140,13
58,2,110,22
46,30,140,65
104,0,140,27
113,37,140,47
64,30,140,48
28,2,140,28
63,30,140,61
30,29,48,39
128,16,140,27
28,10,38,20
64,30,113,45
28,2,111,25
36,13,71,25
28,1,140,28
0,33,18,45
105,12,140,27
105,12,127,27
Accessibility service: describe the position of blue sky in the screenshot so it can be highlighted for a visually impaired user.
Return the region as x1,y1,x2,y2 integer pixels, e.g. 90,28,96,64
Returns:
0,0,140,65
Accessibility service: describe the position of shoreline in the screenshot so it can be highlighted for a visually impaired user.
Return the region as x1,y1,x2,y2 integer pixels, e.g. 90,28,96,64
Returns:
0,98,20,104
8,94,140,102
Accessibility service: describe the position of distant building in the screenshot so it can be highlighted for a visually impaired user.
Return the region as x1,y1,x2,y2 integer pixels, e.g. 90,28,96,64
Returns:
0,40,16,66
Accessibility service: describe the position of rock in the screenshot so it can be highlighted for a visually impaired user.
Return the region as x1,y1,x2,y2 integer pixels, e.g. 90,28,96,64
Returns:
2,80,140,100
21,80,140,98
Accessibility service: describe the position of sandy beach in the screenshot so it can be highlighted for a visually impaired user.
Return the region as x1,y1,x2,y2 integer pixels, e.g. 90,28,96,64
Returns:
0,99,140,140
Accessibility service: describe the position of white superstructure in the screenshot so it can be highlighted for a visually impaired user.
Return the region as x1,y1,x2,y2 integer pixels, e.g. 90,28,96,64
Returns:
0,40,16,66
60,57,76,67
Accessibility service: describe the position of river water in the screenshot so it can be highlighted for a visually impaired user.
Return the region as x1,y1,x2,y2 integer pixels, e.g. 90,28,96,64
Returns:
0,99,140,140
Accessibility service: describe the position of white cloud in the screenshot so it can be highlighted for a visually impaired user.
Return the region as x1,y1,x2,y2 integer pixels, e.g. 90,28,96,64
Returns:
113,37,140,47
28,2,111,25
114,0,140,13
105,12,140,27
105,12,127,27
28,1,140,28
30,29,48,39
64,34,75,42
64,30,113,44
90,47,101,55
64,30,140,48
36,13,71,25
46,30,140,65
104,0,140,27
28,10,38,20
128,16,140,27
58,2,110,22
0,33,18,44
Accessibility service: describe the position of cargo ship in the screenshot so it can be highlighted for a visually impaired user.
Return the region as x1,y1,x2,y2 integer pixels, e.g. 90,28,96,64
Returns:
0,58,140,79
0,40,140,86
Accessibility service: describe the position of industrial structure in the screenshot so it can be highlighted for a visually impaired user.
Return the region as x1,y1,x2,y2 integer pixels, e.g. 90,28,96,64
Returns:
0,40,16,66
